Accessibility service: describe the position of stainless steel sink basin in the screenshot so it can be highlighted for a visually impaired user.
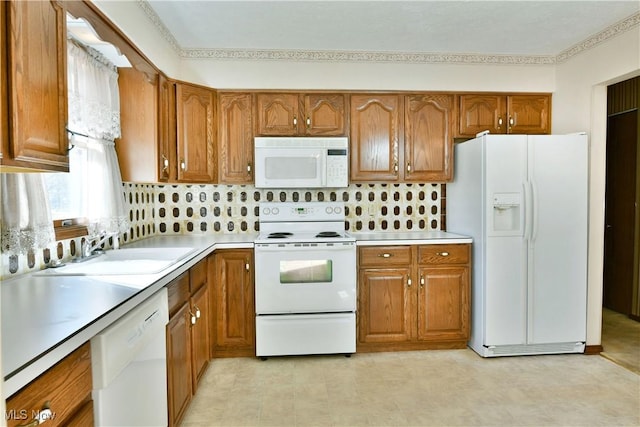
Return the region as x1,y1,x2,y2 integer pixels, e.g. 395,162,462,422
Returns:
37,247,197,276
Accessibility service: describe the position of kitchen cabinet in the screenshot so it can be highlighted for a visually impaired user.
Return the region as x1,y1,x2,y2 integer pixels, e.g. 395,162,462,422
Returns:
218,92,254,183
351,94,454,182
357,244,470,352
176,83,217,182
2,0,69,172
212,249,255,357
255,93,347,136
5,342,93,427
166,257,211,427
158,74,177,182
458,93,551,136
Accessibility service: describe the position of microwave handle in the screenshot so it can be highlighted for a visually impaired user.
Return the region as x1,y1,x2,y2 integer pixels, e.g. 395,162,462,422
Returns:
320,152,327,186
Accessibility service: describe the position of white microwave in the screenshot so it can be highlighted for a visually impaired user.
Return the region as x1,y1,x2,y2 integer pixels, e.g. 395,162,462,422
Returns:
254,137,349,188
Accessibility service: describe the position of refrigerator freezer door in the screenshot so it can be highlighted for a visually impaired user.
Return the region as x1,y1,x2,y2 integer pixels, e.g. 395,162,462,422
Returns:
527,134,588,344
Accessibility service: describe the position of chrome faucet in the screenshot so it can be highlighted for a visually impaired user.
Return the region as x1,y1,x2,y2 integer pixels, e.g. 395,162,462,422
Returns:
80,231,120,260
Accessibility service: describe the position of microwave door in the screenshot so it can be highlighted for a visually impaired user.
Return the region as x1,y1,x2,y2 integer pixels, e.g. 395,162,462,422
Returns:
256,148,323,188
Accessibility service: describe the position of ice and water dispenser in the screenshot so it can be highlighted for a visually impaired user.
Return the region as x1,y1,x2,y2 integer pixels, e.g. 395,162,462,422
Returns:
491,193,521,234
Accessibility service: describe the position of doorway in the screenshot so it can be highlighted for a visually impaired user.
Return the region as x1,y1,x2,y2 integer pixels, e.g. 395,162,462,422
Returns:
603,76,640,317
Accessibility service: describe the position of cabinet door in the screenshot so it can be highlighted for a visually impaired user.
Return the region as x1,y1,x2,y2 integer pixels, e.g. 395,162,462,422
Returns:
458,95,505,136
213,250,255,356
507,95,551,134
219,93,253,183
255,93,299,136
350,94,401,181
416,266,470,342
405,94,454,182
167,303,192,427
190,284,210,388
5,0,69,171
358,267,413,343
304,94,346,136
176,83,216,182
158,74,176,182
1,1,6,165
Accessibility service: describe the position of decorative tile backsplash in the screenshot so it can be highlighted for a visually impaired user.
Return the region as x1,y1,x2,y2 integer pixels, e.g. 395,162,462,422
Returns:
1,182,444,278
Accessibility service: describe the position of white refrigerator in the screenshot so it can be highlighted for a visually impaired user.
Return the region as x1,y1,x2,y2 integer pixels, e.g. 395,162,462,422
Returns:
447,133,588,357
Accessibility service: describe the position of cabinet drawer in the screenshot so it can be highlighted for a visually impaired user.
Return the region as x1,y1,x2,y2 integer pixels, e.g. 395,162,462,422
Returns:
417,244,469,265
167,272,190,316
359,246,412,267
190,258,208,293
6,343,92,427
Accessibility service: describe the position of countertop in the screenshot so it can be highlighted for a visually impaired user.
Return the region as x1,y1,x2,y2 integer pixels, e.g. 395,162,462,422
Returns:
1,230,470,398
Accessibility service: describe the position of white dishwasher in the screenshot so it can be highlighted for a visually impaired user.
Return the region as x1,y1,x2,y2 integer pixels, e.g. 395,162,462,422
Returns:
91,288,169,427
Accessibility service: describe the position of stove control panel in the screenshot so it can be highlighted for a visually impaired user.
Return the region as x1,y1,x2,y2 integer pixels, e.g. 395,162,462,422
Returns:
260,202,345,222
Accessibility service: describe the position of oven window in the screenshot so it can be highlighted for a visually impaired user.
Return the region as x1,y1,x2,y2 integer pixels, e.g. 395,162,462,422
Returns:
266,157,318,179
280,260,332,283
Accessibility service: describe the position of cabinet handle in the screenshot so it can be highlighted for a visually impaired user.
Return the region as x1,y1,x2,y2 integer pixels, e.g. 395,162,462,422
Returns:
437,251,450,257
306,117,311,128
180,159,186,171
161,155,169,170
245,262,250,271
406,162,411,173
407,277,412,287
293,116,297,127
394,163,399,173
378,253,393,258
194,305,201,319
508,116,515,128
247,163,252,174
190,311,197,325
420,276,425,287
497,117,503,129
17,401,52,426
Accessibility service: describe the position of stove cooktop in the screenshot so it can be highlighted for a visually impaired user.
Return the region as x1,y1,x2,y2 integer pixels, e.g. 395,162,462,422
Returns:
255,230,355,244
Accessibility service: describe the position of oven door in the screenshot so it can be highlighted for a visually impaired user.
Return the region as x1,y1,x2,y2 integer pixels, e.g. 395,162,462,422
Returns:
254,242,356,314
254,147,326,188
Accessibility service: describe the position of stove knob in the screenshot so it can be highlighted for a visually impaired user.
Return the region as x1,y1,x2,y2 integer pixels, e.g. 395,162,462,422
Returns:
334,206,342,214
325,206,333,214
262,207,271,215
272,207,279,215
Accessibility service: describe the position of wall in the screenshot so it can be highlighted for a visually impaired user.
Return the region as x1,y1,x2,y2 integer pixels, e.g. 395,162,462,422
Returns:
554,26,640,346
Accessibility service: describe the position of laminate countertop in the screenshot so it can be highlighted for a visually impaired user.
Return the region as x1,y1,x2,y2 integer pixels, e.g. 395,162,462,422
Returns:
1,233,256,398
352,230,472,245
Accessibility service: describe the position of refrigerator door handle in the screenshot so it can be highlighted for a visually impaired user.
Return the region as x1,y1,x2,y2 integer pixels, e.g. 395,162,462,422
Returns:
523,181,532,241
531,180,539,242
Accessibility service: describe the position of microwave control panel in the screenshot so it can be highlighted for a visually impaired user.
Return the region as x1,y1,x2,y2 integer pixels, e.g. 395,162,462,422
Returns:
326,149,348,187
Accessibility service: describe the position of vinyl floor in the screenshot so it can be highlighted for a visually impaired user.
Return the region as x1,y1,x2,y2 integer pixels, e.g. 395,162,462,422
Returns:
181,347,640,426
601,307,640,375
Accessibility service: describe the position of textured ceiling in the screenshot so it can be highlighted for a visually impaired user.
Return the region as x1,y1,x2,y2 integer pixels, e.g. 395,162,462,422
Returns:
143,0,640,62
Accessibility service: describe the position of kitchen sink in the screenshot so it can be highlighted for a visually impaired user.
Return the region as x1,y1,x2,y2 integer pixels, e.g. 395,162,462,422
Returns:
36,247,197,276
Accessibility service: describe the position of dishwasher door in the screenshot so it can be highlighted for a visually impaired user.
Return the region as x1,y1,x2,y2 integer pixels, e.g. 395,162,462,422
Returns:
91,288,169,427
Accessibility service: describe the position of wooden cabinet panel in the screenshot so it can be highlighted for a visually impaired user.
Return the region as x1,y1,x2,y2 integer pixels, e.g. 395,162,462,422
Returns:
304,94,346,136
417,266,470,341
350,94,401,181
219,92,254,183
167,271,190,316
358,267,413,343
458,94,551,136
6,343,92,427
417,244,470,265
1,1,6,165
64,399,94,427
190,283,210,387
158,74,176,181
255,93,299,136
213,249,255,356
167,302,192,427
508,95,551,134
176,83,216,182
405,94,454,182
3,0,69,171
359,246,412,267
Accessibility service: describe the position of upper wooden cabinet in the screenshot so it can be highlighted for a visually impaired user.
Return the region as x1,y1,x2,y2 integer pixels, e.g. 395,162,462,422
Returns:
405,94,454,182
255,93,346,136
458,94,551,136
158,74,177,182
176,83,216,182
2,0,69,172
351,93,454,183
218,92,253,183
350,94,401,182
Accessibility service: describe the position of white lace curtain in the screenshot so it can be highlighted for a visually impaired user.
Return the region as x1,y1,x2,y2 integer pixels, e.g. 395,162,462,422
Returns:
65,39,129,237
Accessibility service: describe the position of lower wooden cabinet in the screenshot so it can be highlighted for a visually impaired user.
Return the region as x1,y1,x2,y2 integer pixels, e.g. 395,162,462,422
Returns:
212,249,255,357
5,342,93,427
166,257,211,427
357,244,470,352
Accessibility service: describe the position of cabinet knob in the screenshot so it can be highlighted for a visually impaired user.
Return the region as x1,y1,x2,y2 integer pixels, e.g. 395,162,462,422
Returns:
180,159,186,171
407,277,412,287
306,117,311,128
508,116,515,128
245,262,250,271
194,306,201,319
420,276,425,287
497,117,503,129
161,155,169,170
17,401,52,426
247,163,252,174
293,116,297,127
190,312,197,325
394,163,399,173
406,162,411,173
378,253,393,258
437,251,450,257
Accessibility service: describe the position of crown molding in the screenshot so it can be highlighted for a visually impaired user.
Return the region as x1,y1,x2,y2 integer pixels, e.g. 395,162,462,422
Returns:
138,1,639,65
